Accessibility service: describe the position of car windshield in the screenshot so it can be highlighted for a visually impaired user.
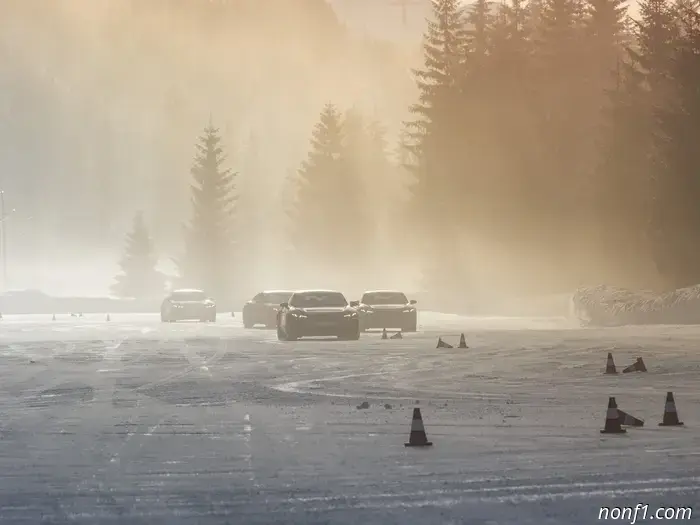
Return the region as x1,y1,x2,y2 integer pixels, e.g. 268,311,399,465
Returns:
261,292,293,304
290,292,348,308
171,291,206,301
362,292,408,305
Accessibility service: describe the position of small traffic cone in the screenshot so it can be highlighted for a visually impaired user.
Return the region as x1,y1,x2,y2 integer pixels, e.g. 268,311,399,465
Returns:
106,314,110,322
381,328,388,340
600,397,626,434
605,352,618,374
658,391,684,426
404,407,433,447
617,409,644,427
390,331,402,339
458,333,468,349
436,337,453,349
52,314,56,321
622,357,647,373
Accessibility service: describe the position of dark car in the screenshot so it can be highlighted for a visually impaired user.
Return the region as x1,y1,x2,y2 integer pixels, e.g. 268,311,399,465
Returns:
161,289,216,322
358,290,418,332
276,290,360,341
242,290,294,328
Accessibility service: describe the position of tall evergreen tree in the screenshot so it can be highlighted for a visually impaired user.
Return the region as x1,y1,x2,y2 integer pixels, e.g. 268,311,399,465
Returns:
177,122,237,300
291,103,368,284
111,211,164,299
649,0,700,286
406,0,472,299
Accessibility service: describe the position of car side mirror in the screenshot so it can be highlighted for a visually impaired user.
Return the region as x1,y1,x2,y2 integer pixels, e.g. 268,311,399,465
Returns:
350,301,359,307
280,302,288,309
410,299,417,305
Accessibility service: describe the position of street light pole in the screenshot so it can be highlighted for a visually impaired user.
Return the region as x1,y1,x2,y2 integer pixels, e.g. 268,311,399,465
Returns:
0,190,6,290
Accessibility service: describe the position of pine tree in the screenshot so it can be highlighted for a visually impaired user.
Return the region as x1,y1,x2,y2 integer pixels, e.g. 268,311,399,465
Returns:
177,122,237,300
407,0,473,301
292,103,367,282
648,1,700,286
111,211,164,299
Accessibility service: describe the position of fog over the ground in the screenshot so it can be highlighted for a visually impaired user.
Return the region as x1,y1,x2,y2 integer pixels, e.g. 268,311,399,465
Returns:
0,0,423,297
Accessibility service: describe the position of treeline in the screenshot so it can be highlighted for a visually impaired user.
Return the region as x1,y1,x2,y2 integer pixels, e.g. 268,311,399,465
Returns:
113,0,700,304
395,0,700,295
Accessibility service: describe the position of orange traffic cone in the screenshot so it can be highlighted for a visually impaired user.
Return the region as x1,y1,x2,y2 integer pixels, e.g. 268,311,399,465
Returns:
436,337,453,349
600,397,626,434
390,331,402,339
605,352,618,374
381,328,388,340
458,333,468,349
405,407,433,447
617,409,644,427
623,357,647,373
658,392,684,426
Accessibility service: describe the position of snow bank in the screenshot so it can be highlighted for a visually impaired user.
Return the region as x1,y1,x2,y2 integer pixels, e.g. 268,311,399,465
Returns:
572,284,700,326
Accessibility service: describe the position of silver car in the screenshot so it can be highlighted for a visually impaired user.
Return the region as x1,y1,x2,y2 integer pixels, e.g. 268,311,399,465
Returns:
161,289,216,322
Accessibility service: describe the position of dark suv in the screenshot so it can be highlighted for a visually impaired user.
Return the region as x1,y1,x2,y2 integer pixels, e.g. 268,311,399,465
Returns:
242,290,294,328
276,290,360,341
358,290,417,332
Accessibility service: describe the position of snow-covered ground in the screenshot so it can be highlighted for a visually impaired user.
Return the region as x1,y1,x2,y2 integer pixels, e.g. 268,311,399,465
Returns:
0,312,697,524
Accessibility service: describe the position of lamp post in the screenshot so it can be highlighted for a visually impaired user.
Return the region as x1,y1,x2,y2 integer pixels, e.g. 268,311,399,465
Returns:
0,190,6,290
0,191,19,291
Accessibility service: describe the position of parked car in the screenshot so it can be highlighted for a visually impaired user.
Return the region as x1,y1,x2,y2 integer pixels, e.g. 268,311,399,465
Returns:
276,290,360,341
242,290,295,328
358,290,418,332
161,289,216,322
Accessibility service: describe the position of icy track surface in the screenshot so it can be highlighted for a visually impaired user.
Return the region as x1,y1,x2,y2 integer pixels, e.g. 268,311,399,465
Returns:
0,313,698,525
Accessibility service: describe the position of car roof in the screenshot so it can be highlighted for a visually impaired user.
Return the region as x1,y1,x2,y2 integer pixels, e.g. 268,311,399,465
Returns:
171,288,205,294
260,290,295,294
292,289,344,295
362,289,406,294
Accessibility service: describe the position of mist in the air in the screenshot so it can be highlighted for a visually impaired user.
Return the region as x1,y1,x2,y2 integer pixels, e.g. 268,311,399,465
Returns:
2,0,697,314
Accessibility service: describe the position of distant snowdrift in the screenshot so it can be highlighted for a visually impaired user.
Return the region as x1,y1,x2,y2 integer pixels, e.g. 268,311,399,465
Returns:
572,284,700,326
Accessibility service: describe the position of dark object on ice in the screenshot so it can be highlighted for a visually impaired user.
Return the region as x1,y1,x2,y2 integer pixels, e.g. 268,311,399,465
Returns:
617,409,644,427
384,403,392,409
405,408,433,447
161,289,216,323
106,314,111,322
382,328,388,339
605,352,618,374
276,290,360,341
356,401,370,409
242,290,293,328
390,331,403,339
659,392,684,426
458,333,468,348
357,290,417,332
622,357,647,373
436,337,453,349
601,396,626,434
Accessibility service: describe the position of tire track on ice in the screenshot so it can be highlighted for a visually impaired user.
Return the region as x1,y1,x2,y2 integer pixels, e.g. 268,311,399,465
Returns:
281,475,700,512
